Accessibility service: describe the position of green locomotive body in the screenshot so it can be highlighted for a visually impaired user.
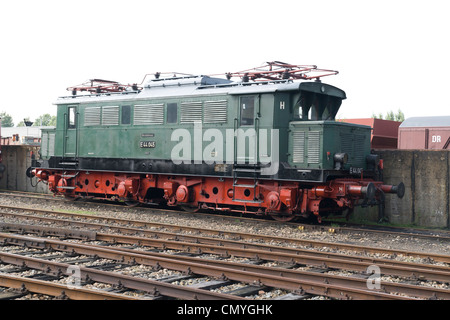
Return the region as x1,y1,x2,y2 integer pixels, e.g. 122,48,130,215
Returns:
32,63,403,222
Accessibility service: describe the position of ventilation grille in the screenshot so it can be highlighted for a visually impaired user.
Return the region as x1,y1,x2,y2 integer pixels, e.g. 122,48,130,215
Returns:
340,133,367,167
307,131,320,164
204,100,227,123
41,132,48,157
134,104,164,125
84,107,101,126
353,134,366,166
41,132,55,157
292,131,305,163
102,106,119,126
180,101,203,123
340,133,353,155
48,133,55,156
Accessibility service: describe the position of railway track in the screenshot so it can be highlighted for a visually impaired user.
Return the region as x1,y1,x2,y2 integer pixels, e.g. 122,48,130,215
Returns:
1,190,450,242
0,205,448,264
0,203,448,300
1,230,446,300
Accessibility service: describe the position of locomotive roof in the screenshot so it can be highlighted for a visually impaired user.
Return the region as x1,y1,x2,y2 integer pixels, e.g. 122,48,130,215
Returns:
56,75,345,105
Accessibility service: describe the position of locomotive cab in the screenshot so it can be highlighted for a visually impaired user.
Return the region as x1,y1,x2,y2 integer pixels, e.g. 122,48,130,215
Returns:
294,82,346,122
287,81,374,176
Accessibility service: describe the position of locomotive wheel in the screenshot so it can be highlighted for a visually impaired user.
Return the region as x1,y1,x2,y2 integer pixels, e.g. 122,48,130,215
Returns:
125,200,140,207
269,213,297,222
64,195,79,201
179,205,200,213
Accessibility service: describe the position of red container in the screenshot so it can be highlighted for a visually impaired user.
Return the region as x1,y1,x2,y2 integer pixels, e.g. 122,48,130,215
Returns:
339,118,401,149
398,116,450,150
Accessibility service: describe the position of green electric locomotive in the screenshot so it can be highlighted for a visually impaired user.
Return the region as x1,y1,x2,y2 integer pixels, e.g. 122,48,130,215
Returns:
32,62,404,222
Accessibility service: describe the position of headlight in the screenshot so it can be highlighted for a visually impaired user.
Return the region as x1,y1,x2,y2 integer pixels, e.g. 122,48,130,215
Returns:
333,153,348,170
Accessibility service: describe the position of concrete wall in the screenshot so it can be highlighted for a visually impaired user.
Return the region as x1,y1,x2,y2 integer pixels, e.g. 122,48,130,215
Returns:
355,150,449,229
0,146,50,194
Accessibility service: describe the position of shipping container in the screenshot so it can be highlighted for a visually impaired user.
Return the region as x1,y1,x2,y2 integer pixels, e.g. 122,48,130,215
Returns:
398,116,450,149
339,118,401,149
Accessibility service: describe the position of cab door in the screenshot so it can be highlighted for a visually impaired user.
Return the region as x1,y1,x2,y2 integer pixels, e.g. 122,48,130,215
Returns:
236,96,258,164
63,105,78,158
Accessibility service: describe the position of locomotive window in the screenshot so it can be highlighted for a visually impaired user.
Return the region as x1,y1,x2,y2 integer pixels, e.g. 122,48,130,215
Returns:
68,107,76,129
167,103,178,124
240,97,254,126
121,105,131,125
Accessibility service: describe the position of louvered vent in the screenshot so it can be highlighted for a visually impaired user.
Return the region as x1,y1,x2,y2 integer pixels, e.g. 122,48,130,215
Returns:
204,100,227,123
102,106,119,126
48,133,55,156
48,133,55,157
353,134,366,166
84,107,101,126
307,131,320,164
180,101,202,123
340,133,353,154
340,133,366,167
134,104,164,125
292,131,305,163
41,132,48,158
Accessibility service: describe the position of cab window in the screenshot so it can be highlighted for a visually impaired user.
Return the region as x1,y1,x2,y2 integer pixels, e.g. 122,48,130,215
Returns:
240,97,254,126
68,107,76,129
167,103,178,124
121,105,131,125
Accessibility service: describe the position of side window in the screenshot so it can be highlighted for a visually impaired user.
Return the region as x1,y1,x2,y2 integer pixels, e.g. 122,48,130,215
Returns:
240,97,254,126
122,105,131,125
167,103,178,124
68,107,76,129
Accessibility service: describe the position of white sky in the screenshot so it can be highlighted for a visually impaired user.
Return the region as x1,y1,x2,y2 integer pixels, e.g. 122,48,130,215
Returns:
1,0,449,125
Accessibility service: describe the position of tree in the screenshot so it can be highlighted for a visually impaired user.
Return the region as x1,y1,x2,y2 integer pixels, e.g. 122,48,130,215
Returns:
33,114,56,126
17,114,57,127
372,109,405,122
16,117,31,127
0,112,14,127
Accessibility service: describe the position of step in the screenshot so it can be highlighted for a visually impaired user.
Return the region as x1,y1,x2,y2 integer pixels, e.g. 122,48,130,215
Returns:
61,174,78,179
56,186,76,190
232,199,263,203
233,184,258,188
59,162,78,166
233,168,261,173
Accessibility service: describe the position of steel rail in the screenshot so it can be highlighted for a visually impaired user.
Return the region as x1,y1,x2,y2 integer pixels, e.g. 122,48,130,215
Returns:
2,227,441,300
0,249,245,301
94,233,450,284
105,243,450,300
1,192,450,241
0,207,449,264
1,217,449,283
0,273,144,300
0,232,437,300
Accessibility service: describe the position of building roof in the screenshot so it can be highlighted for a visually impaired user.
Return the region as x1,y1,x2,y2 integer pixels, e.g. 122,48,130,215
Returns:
400,116,450,128
1,126,54,138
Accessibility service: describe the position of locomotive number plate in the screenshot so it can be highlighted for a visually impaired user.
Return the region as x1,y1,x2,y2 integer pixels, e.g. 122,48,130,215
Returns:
140,141,156,148
350,167,363,175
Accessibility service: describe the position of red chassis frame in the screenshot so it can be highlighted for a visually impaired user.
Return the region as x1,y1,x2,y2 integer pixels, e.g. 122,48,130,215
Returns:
33,169,404,222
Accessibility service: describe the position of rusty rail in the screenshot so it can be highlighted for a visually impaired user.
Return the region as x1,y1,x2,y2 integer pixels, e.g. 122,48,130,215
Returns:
0,249,244,300
1,218,449,283
0,273,144,300
2,232,448,300
0,208,448,264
